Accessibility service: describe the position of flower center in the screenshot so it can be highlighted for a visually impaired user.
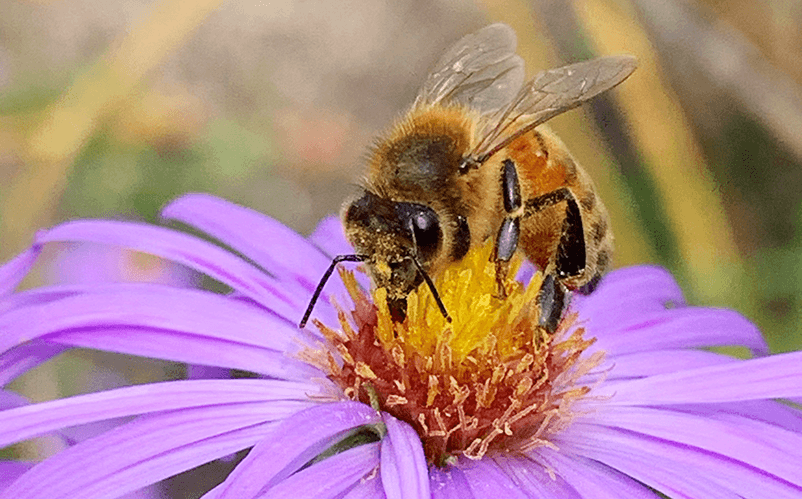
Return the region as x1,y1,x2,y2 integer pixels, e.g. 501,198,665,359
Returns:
311,242,601,466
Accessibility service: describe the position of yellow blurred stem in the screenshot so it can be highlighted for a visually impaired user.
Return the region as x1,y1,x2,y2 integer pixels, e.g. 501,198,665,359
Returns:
2,0,227,255
575,0,747,307
479,0,658,267
27,0,225,162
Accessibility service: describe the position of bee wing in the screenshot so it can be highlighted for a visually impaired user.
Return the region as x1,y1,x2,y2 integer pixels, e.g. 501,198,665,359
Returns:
415,23,525,114
473,55,638,161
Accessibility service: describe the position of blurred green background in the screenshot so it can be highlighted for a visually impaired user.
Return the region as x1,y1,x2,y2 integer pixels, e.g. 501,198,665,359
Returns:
1,0,800,351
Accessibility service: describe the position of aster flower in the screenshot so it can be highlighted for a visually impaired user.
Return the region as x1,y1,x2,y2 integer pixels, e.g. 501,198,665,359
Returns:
1,193,802,498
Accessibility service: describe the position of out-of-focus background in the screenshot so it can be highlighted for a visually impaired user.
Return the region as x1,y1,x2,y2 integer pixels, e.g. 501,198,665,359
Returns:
1,0,800,446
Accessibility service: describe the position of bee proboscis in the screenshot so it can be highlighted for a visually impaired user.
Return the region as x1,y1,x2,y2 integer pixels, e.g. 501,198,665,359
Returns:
301,23,636,331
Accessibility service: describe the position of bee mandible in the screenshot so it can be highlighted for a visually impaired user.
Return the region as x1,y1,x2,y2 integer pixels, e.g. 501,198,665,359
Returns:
300,23,636,332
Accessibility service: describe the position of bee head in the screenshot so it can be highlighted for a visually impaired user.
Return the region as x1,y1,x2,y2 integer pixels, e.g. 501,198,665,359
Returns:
343,190,443,318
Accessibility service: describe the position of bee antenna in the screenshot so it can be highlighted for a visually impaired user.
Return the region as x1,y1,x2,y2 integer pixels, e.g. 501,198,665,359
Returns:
410,256,452,323
300,254,368,328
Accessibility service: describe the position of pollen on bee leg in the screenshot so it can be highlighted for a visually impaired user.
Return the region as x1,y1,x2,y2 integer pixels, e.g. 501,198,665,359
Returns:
309,241,603,465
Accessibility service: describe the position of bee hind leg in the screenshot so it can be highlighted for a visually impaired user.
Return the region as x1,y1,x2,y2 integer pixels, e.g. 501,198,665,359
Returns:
537,274,570,332
577,272,602,295
525,187,587,332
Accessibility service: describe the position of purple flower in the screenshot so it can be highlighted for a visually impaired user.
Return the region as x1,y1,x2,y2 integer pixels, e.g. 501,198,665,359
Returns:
40,240,199,288
1,193,802,498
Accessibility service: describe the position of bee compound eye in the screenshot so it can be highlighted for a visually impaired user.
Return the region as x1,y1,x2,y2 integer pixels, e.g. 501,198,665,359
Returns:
394,202,441,261
411,208,440,260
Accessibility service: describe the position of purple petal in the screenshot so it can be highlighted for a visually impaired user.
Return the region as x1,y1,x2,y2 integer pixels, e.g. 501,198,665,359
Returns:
0,245,41,295
0,284,322,378
309,215,371,291
0,342,69,386
457,458,529,499
492,455,581,498
161,194,332,290
259,443,380,499
671,400,802,431
586,307,768,357
597,350,802,404
0,379,320,448
0,284,84,311
430,465,475,499
513,260,537,285
309,215,351,257
199,483,225,499
34,219,302,319
0,391,71,449
42,241,198,288
558,423,802,498
186,364,232,379
603,349,737,380
380,414,430,499
215,401,380,499
161,195,357,323
339,472,386,499
0,390,29,410
557,441,734,499
0,461,32,489
572,266,685,325
120,485,163,499
54,326,320,380
534,447,657,498
589,405,802,486
0,402,295,499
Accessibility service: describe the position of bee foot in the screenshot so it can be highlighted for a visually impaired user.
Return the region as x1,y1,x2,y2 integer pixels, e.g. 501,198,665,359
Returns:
494,276,509,300
494,258,511,300
537,274,570,333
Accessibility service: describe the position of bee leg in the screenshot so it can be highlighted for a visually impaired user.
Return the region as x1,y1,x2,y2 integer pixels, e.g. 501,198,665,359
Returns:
494,217,520,297
524,187,587,332
493,159,523,298
536,274,570,332
524,187,587,281
388,296,408,323
577,272,602,295
553,190,586,280
495,258,511,299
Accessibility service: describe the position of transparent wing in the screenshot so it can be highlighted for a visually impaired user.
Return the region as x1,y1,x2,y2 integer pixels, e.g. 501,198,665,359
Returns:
472,55,638,162
414,23,525,114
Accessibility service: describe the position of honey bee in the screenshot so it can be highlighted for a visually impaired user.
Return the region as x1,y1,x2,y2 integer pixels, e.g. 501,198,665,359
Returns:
300,23,636,331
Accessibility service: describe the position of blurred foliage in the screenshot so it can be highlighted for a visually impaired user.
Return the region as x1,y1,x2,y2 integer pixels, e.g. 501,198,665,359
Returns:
1,0,800,357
